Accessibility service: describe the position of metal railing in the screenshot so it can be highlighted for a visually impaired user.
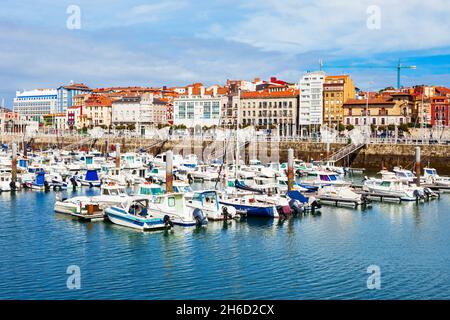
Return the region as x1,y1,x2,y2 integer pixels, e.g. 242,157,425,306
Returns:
2,131,450,146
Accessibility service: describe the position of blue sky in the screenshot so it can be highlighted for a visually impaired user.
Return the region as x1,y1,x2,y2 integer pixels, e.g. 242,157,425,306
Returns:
1,0,450,107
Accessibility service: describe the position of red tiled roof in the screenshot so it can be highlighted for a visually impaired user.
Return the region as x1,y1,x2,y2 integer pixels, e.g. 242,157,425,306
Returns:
343,97,395,107
241,88,299,99
435,87,450,96
63,83,91,90
85,94,112,107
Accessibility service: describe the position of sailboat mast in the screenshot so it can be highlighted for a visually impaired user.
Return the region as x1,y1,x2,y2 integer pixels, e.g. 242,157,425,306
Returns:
235,88,240,181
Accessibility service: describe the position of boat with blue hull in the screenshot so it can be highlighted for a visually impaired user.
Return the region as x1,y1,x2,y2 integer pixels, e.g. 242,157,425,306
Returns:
105,197,172,231
219,196,279,218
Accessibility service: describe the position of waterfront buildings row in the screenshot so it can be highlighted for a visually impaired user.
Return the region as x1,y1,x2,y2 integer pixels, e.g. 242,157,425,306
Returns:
7,73,450,135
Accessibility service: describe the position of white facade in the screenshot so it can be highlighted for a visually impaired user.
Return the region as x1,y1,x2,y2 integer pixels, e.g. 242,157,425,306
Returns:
298,71,326,127
173,90,225,128
112,93,167,133
13,89,57,121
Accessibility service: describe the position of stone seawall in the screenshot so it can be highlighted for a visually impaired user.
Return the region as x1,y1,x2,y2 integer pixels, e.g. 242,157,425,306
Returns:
4,135,450,174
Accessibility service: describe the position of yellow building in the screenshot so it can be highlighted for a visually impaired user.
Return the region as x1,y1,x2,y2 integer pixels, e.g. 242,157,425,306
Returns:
343,95,415,127
323,75,356,126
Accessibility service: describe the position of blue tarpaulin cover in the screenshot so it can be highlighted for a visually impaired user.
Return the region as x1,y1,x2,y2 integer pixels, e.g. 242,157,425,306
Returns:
85,170,99,181
35,171,45,186
287,190,309,204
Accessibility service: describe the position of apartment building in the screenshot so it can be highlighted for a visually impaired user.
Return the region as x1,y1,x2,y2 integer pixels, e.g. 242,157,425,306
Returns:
13,88,57,122
240,88,299,136
299,71,326,134
323,75,356,126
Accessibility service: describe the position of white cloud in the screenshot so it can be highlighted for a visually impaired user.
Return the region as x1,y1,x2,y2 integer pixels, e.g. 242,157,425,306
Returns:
222,0,450,55
115,1,188,27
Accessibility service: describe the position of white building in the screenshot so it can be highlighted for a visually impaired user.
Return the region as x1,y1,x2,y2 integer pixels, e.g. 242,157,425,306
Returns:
173,84,227,128
112,93,167,135
298,71,326,133
13,88,57,122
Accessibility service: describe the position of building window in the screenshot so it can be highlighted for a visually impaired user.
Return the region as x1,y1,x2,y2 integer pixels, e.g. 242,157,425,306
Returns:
203,102,211,119
187,102,194,119
212,101,220,118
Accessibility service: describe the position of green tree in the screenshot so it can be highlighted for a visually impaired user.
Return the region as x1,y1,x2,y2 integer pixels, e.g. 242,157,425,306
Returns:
337,123,346,132
345,124,354,131
398,123,409,133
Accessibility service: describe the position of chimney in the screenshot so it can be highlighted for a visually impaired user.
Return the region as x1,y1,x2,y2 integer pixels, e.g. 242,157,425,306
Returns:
213,87,218,97
200,86,205,97
188,86,193,97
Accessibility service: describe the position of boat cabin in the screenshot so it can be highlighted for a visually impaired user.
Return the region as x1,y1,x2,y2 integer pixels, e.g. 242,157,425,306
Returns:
138,183,164,196
101,184,127,196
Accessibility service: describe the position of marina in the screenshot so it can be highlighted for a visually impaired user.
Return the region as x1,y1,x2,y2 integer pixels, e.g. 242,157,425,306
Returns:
1,141,450,299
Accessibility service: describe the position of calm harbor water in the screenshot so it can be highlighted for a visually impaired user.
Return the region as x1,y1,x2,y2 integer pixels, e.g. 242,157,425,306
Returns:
1,185,450,300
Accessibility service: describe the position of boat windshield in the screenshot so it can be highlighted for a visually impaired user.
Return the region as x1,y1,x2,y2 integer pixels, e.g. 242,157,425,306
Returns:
380,181,391,187
174,186,192,193
128,200,148,216
140,186,163,195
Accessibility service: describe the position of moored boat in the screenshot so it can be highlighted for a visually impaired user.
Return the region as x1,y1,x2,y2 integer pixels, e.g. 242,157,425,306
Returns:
105,197,172,231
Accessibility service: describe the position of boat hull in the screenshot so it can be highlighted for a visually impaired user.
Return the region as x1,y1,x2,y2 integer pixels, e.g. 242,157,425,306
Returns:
219,200,278,218
106,208,168,231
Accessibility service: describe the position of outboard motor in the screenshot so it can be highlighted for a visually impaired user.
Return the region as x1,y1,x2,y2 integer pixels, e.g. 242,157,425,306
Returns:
70,177,78,190
163,215,174,228
361,194,372,206
193,209,207,226
423,187,437,200
187,174,194,184
222,206,229,221
289,198,304,216
44,180,50,192
309,196,321,214
9,181,16,192
413,189,424,203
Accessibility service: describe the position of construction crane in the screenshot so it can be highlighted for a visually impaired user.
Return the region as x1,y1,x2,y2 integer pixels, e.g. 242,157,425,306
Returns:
320,59,416,89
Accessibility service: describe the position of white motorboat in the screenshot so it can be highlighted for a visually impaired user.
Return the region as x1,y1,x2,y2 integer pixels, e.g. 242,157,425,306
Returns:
393,166,416,184
302,170,350,187
0,171,15,191
185,190,237,221
316,185,368,208
189,165,219,181
105,197,172,231
276,177,309,193
149,193,208,226
54,196,104,221
54,183,129,217
363,177,423,201
422,167,450,187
